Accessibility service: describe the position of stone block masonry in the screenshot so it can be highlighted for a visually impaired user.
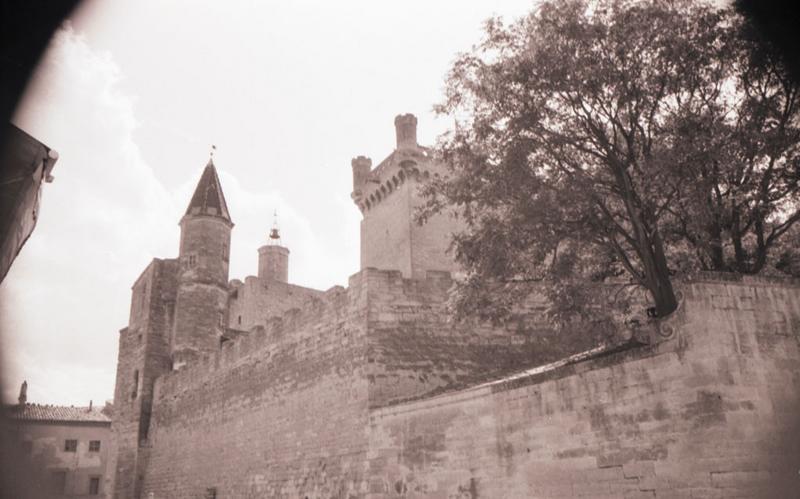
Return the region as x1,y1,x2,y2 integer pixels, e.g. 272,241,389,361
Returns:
125,272,800,498
366,277,800,498
111,119,800,499
140,278,370,499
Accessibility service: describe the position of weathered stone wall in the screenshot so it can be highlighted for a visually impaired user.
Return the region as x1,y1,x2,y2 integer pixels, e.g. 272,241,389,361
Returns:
111,258,177,499
356,143,462,280
360,174,414,277
139,280,370,499
172,216,231,365
367,277,800,498
363,270,608,409
257,244,290,283
227,275,324,332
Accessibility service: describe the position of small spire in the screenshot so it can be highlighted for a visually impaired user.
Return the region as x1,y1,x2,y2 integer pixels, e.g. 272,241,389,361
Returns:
268,210,281,244
184,153,232,224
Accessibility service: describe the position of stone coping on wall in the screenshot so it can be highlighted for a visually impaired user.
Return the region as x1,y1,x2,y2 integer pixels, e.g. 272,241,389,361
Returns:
156,284,348,397
156,269,798,407
154,268,459,398
684,271,800,287
368,275,799,419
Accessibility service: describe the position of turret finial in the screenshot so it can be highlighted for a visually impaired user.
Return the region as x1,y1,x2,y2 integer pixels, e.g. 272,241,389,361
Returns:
268,210,281,244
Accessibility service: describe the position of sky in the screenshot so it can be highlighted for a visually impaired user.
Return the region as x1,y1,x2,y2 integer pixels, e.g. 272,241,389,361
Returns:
0,0,537,406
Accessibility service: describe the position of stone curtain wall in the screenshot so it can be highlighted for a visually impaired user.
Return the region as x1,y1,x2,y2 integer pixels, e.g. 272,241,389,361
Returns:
227,276,325,332
363,270,611,409
367,277,800,498
140,281,370,499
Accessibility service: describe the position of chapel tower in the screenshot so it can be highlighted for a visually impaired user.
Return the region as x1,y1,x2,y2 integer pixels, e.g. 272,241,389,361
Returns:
171,158,233,369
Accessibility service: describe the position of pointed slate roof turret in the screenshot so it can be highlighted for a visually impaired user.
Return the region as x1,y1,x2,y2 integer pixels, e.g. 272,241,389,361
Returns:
184,158,233,225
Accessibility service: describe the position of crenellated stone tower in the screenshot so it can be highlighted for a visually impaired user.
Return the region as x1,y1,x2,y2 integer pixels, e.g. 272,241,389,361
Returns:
171,159,233,369
351,113,462,278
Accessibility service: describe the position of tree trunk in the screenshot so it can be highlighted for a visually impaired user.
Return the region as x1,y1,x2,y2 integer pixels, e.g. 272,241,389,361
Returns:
645,227,679,316
615,162,679,317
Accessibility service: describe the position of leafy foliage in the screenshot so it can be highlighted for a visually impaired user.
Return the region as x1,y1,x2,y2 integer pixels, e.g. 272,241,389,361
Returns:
663,13,800,273
422,0,800,324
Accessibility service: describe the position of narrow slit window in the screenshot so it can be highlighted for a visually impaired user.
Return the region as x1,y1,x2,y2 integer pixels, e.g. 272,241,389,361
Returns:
131,369,139,400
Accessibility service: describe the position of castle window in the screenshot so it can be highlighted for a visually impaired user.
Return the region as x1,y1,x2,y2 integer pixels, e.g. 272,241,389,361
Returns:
205,487,217,499
64,439,77,452
89,440,101,452
222,242,229,262
131,370,139,400
89,476,101,495
185,254,197,268
237,315,241,325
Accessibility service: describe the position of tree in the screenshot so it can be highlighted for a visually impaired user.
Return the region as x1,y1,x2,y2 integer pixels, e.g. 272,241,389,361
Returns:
423,0,798,322
663,12,800,274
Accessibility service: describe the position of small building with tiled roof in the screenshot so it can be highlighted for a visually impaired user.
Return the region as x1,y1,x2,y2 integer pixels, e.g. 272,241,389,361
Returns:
1,382,113,498
6,403,112,425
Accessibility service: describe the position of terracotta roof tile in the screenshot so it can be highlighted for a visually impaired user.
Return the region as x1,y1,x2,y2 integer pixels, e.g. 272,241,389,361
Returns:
4,403,111,424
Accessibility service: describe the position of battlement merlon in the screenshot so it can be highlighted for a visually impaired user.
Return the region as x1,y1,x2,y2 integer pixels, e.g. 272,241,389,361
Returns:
350,113,439,212
394,113,418,150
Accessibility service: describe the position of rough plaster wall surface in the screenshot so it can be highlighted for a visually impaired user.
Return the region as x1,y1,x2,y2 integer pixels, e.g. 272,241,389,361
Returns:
10,422,111,498
366,277,800,498
140,280,371,499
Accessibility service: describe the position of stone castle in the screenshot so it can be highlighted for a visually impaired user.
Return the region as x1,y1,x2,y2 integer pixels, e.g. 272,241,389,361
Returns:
111,115,800,499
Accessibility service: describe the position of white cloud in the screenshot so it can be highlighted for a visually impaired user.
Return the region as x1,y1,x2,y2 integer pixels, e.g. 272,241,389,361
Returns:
0,24,351,406
0,0,538,406
1,26,178,405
